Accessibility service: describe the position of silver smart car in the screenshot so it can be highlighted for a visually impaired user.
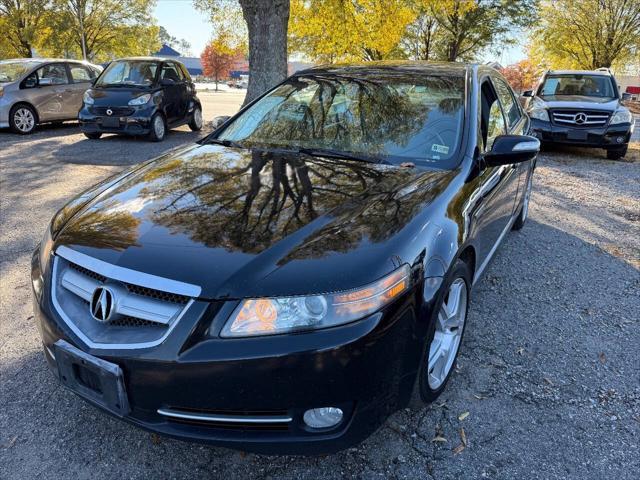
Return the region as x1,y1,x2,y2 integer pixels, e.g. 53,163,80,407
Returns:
0,58,102,134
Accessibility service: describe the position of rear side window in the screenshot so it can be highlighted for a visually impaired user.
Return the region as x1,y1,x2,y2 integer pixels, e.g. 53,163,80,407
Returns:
69,65,95,83
493,77,521,129
178,63,192,82
160,63,183,82
37,64,69,86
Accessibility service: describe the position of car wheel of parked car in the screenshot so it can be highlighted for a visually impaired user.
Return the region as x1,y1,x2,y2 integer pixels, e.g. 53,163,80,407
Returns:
606,146,627,160
148,114,166,142
10,104,37,134
189,107,203,131
84,132,102,140
411,259,471,406
512,173,532,231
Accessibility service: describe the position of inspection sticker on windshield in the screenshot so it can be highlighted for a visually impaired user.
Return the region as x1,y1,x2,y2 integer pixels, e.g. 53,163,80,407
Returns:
432,144,450,154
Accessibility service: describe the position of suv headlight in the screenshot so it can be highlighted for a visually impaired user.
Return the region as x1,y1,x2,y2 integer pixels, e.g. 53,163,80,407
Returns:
610,108,632,125
83,90,94,105
528,108,549,122
221,265,410,337
39,227,53,274
128,93,151,106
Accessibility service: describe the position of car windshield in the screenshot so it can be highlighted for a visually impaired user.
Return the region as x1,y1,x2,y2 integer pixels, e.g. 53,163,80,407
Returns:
540,74,615,98
95,60,158,87
0,61,39,83
215,73,466,168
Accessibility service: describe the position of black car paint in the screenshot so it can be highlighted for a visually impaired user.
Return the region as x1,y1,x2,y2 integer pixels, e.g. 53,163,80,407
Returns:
78,58,200,136
33,62,536,454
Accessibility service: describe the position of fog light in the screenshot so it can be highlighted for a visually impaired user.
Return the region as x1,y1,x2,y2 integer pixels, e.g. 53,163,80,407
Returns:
616,136,624,144
303,407,343,429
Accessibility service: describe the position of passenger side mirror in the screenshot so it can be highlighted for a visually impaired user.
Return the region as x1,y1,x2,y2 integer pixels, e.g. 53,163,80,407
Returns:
23,76,38,88
160,78,175,86
210,115,230,131
484,135,540,166
522,90,534,98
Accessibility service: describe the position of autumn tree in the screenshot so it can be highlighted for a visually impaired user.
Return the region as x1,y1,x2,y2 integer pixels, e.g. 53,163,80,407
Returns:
0,0,51,57
289,0,415,62
201,32,240,90
501,58,540,93
195,0,289,105
531,0,640,70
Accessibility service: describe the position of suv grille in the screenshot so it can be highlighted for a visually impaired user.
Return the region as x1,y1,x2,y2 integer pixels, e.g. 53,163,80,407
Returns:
91,106,135,116
550,109,610,127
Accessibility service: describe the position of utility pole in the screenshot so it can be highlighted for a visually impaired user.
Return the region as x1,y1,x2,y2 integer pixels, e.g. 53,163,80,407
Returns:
78,1,87,60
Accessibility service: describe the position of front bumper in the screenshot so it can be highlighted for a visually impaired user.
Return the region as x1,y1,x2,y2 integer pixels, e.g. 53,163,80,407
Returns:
78,105,155,136
530,118,632,148
32,250,439,454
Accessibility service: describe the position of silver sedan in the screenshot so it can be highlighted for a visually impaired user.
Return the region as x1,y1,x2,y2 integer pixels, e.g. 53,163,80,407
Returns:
0,58,102,134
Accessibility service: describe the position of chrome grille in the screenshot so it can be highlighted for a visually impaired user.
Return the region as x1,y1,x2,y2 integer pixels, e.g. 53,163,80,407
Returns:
550,110,610,127
51,246,200,349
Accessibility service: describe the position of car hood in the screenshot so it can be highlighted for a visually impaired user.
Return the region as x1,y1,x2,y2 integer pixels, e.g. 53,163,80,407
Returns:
54,144,456,298
538,95,619,110
89,87,155,106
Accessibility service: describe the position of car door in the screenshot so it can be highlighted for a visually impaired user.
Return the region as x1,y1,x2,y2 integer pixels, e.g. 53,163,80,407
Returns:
171,62,190,120
22,63,70,121
491,74,530,210
65,63,98,118
472,77,521,264
158,62,183,124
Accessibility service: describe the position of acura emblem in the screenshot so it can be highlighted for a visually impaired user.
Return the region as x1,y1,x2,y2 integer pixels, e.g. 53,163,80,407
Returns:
106,108,113,116
90,287,114,322
574,112,587,124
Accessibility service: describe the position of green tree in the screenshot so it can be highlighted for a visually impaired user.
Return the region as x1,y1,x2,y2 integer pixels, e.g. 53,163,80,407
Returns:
531,0,640,70
0,0,51,58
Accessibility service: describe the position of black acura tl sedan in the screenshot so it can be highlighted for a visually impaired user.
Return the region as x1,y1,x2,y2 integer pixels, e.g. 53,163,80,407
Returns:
32,62,539,454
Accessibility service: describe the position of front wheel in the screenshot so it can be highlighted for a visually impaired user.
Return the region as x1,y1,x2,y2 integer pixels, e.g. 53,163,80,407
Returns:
148,114,166,142
411,259,471,406
606,145,627,160
188,106,203,131
84,132,102,140
512,172,532,231
10,104,37,134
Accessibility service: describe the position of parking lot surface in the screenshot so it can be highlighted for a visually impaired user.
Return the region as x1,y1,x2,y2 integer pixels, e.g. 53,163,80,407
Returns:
1,92,638,479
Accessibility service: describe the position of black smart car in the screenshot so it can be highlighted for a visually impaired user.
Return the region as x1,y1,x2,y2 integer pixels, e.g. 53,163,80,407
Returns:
33,62,539,454
79,57,203,141
523,69,634,159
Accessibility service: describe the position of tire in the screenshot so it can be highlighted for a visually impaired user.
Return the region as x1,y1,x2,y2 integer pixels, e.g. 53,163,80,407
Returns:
188,106,203,131
606,145,627,160
148,113,166,142
84,132,102,140
512,172,533,231
410,259,472,407
9,104,37,134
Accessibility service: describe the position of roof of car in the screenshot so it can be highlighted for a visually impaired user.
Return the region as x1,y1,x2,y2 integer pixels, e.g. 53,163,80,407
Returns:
115,56,180,63
547,69,612,76
297,61,474,77
0,57,99,66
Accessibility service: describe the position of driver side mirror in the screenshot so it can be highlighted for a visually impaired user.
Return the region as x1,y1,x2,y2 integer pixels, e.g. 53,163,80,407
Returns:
23,75,38,88
160,78,175,86
522,90,534,98
484,135,540,166
38,77,54,87
210,115,230,131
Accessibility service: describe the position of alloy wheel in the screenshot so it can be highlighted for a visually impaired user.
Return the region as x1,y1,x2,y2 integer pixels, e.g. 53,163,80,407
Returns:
427,278,468,390
153,116,165,139
194,108,203,129
14,108,35,133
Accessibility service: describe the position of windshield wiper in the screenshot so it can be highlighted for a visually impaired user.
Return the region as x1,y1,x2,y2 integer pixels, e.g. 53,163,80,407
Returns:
207,138,245,148
297,147,387,165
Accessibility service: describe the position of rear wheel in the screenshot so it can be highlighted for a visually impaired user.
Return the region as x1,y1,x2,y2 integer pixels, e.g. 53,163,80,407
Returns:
512,172,532,231
84,132,102,140
148,114,166,142
188,106,203,131
9,104,37,134
411,259,471,406
606,145,627,160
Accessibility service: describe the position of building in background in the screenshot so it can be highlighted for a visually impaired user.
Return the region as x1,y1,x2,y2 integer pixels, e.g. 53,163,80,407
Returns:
153,44,203,76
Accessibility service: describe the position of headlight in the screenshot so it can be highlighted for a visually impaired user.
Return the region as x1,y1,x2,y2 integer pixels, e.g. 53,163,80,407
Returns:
221,265,411,337
528,108,549,122
83,90,94,105
610,109,632,125
39,227,53,274
0,86,4,97
128,93,151,106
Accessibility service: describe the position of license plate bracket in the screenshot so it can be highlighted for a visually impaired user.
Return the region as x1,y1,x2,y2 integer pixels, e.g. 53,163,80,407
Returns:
102,117,120,128
53,339,130,417
567,130,588,141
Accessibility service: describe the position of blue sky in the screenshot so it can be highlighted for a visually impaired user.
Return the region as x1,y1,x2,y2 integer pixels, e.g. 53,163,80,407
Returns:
153,1,526,64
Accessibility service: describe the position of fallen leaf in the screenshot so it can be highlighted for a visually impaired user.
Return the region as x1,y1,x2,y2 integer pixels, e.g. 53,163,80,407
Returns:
473,394,486,400
452,444,465,455
1,436,17,448
460,427,467,446
516,347,524,355
431,436,448,443
599,352,606,364
458,411,470,421
543,377,554,386
150,433,161,445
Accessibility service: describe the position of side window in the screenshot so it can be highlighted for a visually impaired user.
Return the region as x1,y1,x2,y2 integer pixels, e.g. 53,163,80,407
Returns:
37,64,69,86
69,64,95,83
480,80,506,151
179,63,191,82
160,63,182,83
493,77,521,129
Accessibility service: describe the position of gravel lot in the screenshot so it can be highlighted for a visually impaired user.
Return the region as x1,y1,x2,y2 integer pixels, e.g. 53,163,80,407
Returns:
1,93,638,479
